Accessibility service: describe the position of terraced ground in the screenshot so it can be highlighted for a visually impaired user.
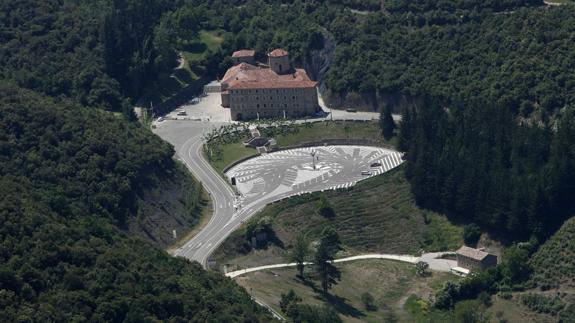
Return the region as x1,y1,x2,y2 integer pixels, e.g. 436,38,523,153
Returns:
213,168,462,270
530,216,575,292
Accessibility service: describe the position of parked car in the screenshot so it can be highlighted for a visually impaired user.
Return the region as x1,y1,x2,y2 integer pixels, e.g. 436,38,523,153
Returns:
370,162,382,167
346,107,357,112
157,117,165,122
361,170,372,175
177,111,187,116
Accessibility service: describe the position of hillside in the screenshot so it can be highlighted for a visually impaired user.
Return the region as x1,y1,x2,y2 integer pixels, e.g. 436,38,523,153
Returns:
530,216,575,290
213,168,462,269
0,84,271,321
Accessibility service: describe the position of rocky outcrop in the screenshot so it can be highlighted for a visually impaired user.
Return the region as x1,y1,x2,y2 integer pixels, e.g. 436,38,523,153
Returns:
324,90,422,113
128,165,205,248
302,30,336,86
301,31,420,113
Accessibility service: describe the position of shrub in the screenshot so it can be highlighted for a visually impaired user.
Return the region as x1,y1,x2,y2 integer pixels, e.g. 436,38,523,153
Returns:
463,223,481,246
520,293,565,315
361,292,378,311
279,289,301,313
316,193,335,218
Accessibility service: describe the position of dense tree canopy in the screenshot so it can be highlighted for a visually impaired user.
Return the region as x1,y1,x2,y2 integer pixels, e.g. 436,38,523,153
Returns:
0,83,272,321
400,97,575,241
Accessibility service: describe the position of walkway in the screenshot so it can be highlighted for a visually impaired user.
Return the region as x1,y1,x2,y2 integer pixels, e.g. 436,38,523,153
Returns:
225,252,456,279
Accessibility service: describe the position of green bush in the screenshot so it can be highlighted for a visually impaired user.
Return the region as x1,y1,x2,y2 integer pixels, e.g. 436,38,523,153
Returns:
361,292,378,311
463,223,481,246
520,293,565,315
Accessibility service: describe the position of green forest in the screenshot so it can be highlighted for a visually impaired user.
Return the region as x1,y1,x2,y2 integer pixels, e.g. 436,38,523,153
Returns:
0,84,271,321
0,0,273,320
2,0,575,321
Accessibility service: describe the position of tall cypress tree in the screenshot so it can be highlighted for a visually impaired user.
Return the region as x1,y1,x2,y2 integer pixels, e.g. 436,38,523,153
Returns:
380,104,396,140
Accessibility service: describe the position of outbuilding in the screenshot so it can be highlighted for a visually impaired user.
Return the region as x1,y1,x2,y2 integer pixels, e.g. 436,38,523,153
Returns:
455,246,497,271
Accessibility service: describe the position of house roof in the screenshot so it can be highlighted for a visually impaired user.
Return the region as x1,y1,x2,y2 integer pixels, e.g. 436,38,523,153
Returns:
232,50,255,58
221,63,316,90
456,246,492,261
268,48,289,57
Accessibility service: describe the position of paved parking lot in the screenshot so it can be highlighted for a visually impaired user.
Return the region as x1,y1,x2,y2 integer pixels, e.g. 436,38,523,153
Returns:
159,87,393,123
225,145,403,206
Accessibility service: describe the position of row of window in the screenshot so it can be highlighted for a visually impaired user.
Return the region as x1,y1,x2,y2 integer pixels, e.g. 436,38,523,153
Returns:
231,95,301,102
233,103,303,109
230,88,308,95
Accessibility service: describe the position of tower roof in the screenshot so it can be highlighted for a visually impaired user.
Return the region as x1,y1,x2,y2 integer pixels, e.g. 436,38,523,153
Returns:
232,49,255,58
268,49,289,57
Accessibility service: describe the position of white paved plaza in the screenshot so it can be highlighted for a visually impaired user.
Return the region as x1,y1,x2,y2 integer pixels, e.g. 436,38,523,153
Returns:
225,145,403,203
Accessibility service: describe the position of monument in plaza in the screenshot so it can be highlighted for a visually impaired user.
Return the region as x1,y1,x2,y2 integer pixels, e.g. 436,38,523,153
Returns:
220,48,320,121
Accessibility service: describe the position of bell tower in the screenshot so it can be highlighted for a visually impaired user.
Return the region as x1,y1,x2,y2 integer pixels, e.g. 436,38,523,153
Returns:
268,49,291,75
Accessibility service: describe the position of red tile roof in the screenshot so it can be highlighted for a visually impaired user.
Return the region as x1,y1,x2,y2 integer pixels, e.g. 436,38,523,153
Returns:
221,63,316,90
268,49,289,57
232,50,255,58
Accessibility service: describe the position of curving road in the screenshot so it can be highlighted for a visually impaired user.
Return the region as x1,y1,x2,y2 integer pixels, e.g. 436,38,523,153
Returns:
153,120,404,268
225,252,457,279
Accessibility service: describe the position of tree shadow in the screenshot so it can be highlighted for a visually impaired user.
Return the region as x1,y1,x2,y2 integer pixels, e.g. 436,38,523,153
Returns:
315,292,365,319
294,275,365,319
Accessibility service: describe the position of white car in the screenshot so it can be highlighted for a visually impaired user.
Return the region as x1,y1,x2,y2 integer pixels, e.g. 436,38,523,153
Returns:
361,170,372,176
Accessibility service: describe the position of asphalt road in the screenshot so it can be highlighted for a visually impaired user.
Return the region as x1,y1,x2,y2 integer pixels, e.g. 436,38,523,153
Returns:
153,119,404,268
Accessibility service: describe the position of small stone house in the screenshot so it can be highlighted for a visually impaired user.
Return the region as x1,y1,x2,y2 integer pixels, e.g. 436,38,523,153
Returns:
456,246,497,270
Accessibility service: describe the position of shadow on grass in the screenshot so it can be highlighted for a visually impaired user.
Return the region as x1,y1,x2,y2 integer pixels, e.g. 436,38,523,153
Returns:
318,292,365,319
298,277,365,319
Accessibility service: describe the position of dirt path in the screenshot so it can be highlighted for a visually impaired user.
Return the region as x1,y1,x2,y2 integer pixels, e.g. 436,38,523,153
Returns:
225,252,456,278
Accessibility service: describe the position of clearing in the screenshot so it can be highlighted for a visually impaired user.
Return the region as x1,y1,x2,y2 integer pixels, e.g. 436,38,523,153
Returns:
235,259,458,322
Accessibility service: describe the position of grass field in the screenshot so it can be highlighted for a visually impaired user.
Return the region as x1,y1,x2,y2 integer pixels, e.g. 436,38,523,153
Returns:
236,260,458,322
274,121,392,147
213,168,463,270
149,30,224,103
208,121,390,174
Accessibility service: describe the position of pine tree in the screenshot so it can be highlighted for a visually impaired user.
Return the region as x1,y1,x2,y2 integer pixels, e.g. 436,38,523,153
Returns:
398,106,412,151
380,104,396,140
314,227,341,294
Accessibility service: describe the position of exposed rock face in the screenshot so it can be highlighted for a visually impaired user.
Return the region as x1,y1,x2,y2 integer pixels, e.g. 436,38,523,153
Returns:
128,166,204,248
303,31,421,113
325,90,422,113
303,31,336,86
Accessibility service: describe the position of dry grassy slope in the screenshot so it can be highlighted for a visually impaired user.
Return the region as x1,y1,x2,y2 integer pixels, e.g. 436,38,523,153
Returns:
274,170,461,254
530,216,575,289
213,168,462,267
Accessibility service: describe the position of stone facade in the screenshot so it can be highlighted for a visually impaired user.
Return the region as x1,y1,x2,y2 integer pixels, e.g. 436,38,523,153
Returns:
268,49,291,75
228,86,318,120
456,246,498,270
221,48,319,120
